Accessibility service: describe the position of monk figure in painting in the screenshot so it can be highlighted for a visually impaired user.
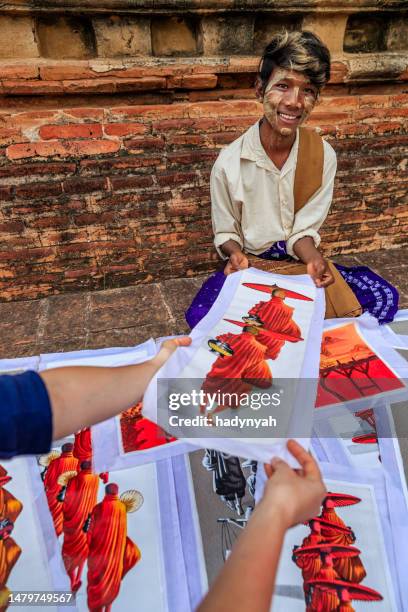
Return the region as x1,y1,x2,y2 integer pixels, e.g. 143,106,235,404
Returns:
39,443,79,536
86,483,143,612
59,460,100,592
74,429,108,484
202,325,272,411
120,403,176,454
242,283,306,359
0,466,23,610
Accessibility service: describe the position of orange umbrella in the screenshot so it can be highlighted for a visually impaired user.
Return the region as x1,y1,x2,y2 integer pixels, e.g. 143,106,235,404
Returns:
243,282,313,301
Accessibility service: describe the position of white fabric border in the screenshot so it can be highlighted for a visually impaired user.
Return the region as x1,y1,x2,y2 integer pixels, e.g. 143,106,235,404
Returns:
0,355,39,373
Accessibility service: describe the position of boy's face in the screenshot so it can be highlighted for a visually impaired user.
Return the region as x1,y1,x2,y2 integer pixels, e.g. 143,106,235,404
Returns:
261,67,318,137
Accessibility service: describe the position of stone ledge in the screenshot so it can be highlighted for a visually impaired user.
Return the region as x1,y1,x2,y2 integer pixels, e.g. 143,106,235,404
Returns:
2,0,407,12
0,54,406,97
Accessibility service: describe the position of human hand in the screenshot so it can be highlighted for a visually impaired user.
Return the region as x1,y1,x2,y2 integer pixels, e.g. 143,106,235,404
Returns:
224,251,249,275
152,336,192,370
260,439,326,528
307,256,334,288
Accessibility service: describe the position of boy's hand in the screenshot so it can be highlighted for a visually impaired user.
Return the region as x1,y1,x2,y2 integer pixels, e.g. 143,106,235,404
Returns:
224,251,249,275
307,256,334,288
261,439,326,528
153,336,192,370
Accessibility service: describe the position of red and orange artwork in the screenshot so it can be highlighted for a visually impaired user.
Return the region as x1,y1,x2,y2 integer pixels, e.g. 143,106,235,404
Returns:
0,465,23,611
291,490,383,611
86,483,143,612
58,461,100,592
200,282,308,414
39,443,79,537
316,323,404,408
120,403,177,454
74,429,109,483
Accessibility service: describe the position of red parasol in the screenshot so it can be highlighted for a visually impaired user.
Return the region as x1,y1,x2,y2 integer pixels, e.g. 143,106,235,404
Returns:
294,543,361,559
242,282,313,301
352,432,378,444
307,579,383,602
223,318,303,342
324,492,361,507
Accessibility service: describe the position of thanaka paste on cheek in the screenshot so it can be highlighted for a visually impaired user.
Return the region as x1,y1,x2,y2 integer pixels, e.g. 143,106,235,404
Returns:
262,69,317,137
263,70,292,136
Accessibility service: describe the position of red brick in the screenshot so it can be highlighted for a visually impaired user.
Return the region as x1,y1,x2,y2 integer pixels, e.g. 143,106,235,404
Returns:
0,186,13,200
0,128,27,146
358,95,390,108
187,100,261,118
0,65,39,80
0,220,24,233
110,176,154,191
111,104,187,121
318,96,359,111
181,75,218,89
151,118,194,132
123,136,165,152
104,122,149,137
167,150,217,165
0,162,76,179
15,182,62,199
157,171,196,187
64,108,105,120
1,80,64,95
114,77,167,93
62,79,116,94
40,124,103,140
31,215,71,229
63,177,108,194
166,133,208,147
39,65,95,81
390,94,408,107
7,140,120,160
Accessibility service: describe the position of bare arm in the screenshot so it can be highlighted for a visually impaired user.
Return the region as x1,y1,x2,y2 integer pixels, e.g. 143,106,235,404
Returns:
197,440,326,612
40,337,191,440
293,236,334,288
220,240,249,275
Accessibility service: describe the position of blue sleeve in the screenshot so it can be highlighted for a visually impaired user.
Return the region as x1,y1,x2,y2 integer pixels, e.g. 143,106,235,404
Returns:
0,370,52,459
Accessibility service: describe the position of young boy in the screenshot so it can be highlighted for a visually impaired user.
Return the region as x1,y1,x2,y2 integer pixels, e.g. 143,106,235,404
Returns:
186,30,398,327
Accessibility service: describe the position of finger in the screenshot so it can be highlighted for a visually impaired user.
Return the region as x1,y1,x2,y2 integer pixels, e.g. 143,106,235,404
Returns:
171,336,192,348
287,439,321,480
264,463,274,478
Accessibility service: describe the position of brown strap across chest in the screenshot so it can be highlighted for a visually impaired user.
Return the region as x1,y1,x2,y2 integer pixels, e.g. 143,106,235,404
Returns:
293,127,324,213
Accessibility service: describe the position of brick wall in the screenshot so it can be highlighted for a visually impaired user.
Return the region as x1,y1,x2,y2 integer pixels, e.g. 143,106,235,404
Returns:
0,3,407,301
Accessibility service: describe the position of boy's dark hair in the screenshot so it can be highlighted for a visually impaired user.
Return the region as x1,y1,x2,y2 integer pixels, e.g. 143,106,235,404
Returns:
258,30,331,94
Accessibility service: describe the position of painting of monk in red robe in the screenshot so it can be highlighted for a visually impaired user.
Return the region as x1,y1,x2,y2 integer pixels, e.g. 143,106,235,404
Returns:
120,403,177,454
242,283,306,360
74,429,109,484
0,465,23,611
202,325,272,411
39,443,78,537
316,323,404,408
59,460,100,592
86,483,143,612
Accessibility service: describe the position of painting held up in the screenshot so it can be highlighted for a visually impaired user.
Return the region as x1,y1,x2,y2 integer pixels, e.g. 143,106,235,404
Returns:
143,268,325,463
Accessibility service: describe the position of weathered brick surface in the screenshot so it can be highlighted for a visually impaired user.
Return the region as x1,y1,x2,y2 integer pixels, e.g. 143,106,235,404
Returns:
0,75,406,301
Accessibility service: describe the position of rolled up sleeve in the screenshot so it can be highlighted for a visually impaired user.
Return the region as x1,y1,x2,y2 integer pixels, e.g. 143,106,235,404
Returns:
0,370,52,459
286,141,337,259
211,165,244,259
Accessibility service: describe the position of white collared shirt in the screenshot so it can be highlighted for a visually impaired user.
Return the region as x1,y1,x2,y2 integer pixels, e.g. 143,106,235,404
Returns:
211,121,337,259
